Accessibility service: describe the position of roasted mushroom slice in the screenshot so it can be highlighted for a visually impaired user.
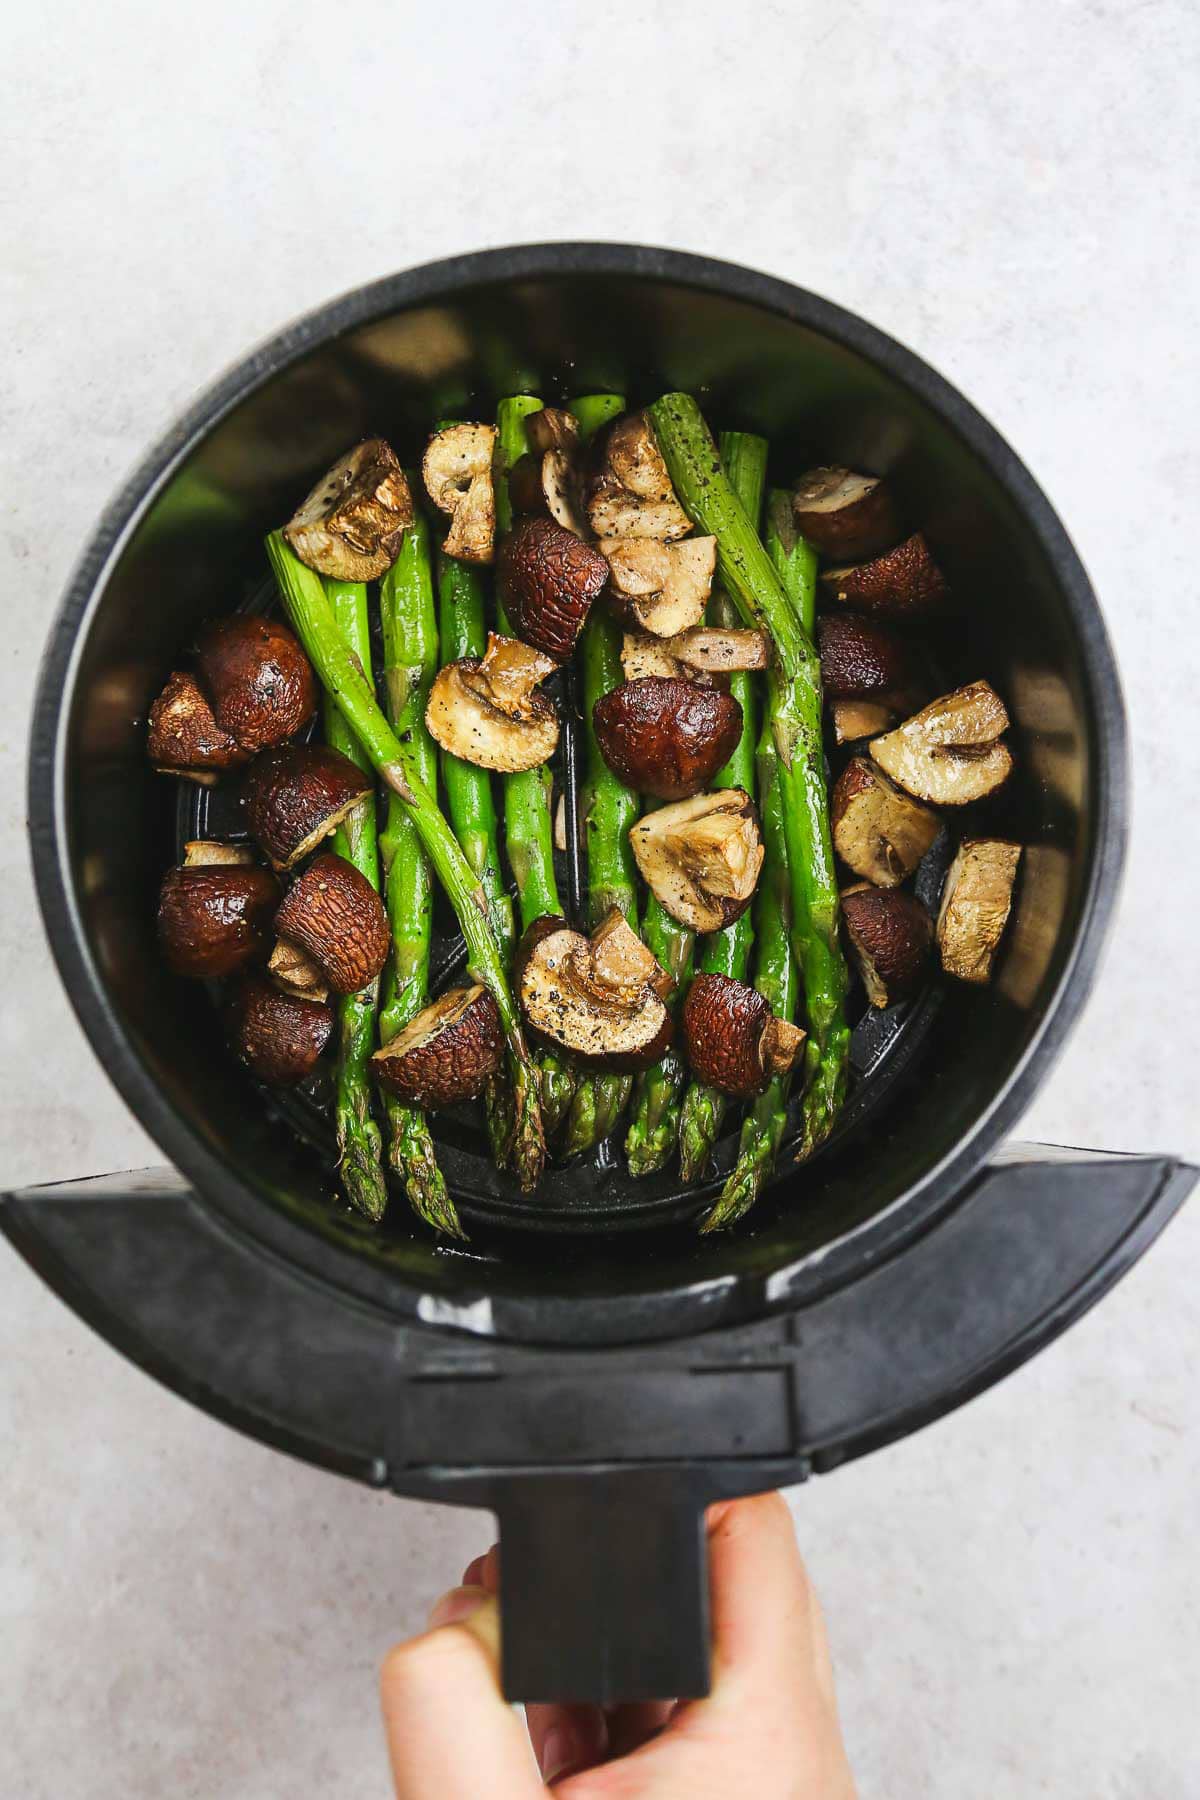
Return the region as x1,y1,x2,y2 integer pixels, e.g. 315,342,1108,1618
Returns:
830,699,898,746
243,743,372,870
870,682,1013,806
585,412,692,540
508,447,589,538
422,423,497,563
841,883,932,1007
682,973,806,1100
831,757,941,887
593,676,743,801
820,533,949,620
274,852,391,995
620,627,769,686
371,985,503,1108
518,909,673,1070
147,670,249,783
181,840,255,868
525,406,580,453
283,439,414,581
937,839,1022,984
157,856,280,979
267,938,330,1003
426,632,559,774
792,466,900,561
630,790,764,933
496,515,610,660
195,616,317,754
600,536,717,637
227,973,334,1085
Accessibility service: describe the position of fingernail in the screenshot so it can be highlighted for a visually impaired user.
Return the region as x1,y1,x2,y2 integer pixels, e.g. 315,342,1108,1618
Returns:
427,1584,488,1630
539,1725,577,1785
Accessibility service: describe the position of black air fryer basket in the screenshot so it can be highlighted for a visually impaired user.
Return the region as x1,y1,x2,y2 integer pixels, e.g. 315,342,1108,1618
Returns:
8,246,1193,1703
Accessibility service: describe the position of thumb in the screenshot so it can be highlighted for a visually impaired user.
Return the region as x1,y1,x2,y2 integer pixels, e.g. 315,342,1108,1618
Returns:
380,1588,541,1799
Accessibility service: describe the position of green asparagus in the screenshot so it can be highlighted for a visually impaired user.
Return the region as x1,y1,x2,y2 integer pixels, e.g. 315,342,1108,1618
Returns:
322,579,389,1222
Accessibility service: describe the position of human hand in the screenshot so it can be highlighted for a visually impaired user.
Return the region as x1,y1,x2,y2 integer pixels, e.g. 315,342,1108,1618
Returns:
380,1491,856,1795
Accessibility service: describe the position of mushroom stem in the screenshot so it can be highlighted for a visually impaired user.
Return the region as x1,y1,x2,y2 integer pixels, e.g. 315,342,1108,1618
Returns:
266,528,544,1196
648,394,850,1158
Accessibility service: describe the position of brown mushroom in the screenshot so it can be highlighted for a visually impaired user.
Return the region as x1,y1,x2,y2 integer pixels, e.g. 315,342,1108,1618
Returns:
937,839,1022,984
818,613,923,702
820,533,949,620
496,515,610,660
593,677,743,801
518,909,672,1069
792,466,900,561
830,699,898,745
371,985,503,1108
194,616,317,754
227,972,334,1085
600,536,718,637
425,633,559,773
620,627,769,686
267,938,329,1003
870,682,1013,806
283,439,414,581
585,412,692,540
243,743,372,870
525,407,580,452
631,789,764,933
841,883,932,1007
274,852,390,995
508,448,589,538
147,670,250,783
830,757,941,887
682,973,805,1100
422,423,497,563
157,856,280,979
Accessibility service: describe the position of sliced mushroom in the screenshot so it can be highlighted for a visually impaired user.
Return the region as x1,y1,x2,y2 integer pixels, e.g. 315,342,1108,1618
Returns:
425,632,559,773
841,883,932,1007
820,533,949,619
227,973,334,1085
243,743,372,870
600,536,717,636
157,859,280,979
518,909,672,1069
619,627,769,686
593,677,743,801
792,466,900,561
496,515,610,660
147,670,249,783
937,839,1022,984
274,852,391,995
267,938,330,1003
830,757,942,887
682,973,805,1099
870,682,1013,806
422,423,498,563
830,699,898,745
585,412,692,540
630,789,764,933
371,985,503,1108
525,406,580,452
818,613,923,701
194,616,317,754
182,840,255,867
508,448,589,538
283,439,414,581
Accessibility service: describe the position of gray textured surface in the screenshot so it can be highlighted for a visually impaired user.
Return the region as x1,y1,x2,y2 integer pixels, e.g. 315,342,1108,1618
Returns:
2,1,1198,1794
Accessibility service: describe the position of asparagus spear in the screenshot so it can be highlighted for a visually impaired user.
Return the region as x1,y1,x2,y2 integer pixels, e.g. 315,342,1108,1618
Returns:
265,531,545,1192
624,885,694,1175
677,431,768,1181
647,395,850,1158
321,579,389,1222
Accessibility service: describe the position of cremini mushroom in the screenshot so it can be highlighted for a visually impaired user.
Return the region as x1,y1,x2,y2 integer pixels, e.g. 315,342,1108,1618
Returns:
274,852,391,995
194,616,317,754
830,699,899,745
371,985,503,1108
870,681,1013,806
841,883,933,1007
243,743,372,870
496,515,610,660
830,757,942,887
585,412,692,540
600,536,717,637
518,908,673,1070
630,789,764,933
425,632,559,773
792,466,900,561
157,853,280,978
283,438,414,581
422,423,498,563
227,972,334,1085
818,612,923,703
820,532,949,619
682,973,805,1100
937,839,1022,984
147,670,249,783
508,407,588,537
620,627,770,685
267,938,330,1003
593,676,743,801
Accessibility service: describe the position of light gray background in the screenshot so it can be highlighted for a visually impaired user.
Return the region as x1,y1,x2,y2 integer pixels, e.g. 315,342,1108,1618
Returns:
2,1,1197,1794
